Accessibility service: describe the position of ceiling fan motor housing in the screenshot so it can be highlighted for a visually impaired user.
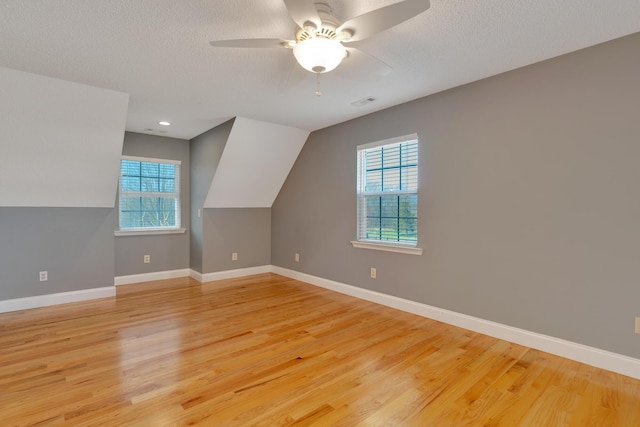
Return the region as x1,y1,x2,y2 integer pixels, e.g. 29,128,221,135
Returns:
296,2,341,42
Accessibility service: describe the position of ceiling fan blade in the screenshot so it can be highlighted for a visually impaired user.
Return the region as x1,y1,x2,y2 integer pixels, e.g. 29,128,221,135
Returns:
338,0,430,43
210,39,293,49
283,0,321,29
344,47,393,77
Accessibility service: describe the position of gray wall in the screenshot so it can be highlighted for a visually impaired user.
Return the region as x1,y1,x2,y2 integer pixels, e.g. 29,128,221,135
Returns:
115,132,190,276
0,208,115,299
203,208,271,273
190,120,233,273
272,33,640,358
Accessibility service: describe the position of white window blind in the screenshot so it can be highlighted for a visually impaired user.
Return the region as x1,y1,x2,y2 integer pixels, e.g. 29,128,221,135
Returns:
119,156,181,230
357,134,418,245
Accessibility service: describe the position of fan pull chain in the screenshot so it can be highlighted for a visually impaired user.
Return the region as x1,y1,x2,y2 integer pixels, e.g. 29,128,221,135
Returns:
315,73,323,97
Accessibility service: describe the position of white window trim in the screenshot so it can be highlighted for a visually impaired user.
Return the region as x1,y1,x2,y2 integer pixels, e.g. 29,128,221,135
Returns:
121,155,181,165
117,155,182,234
115,227,186,237
350,240,423,255
357,133,418,150
355,133,421,253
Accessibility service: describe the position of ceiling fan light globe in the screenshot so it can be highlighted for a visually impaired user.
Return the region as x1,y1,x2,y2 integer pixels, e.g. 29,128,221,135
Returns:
293,38,346,73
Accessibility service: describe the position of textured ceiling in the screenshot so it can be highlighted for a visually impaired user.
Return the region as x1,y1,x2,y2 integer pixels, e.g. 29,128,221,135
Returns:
1,0,638,139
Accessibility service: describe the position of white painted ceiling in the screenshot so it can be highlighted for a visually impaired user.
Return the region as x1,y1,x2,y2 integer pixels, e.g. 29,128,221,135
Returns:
1,0,638,140
0,67,129,207
205,117,309,208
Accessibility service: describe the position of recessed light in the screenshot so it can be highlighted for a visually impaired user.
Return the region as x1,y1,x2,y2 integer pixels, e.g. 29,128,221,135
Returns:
158,121,171,126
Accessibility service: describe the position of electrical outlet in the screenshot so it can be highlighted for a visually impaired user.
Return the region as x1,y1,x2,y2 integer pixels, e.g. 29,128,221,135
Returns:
39,271,48,281
232,252,238,261
635,317,640,334
370,268,377,279
144,255,150,264
197,209,201,218
295,253,300,262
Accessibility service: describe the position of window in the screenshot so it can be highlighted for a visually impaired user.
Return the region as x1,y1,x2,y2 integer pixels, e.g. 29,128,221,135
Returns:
117,156,182,234
353,134,422,254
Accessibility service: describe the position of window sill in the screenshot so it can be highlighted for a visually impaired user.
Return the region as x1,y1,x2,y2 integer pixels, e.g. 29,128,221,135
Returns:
350,240,423,255
115,228,186,237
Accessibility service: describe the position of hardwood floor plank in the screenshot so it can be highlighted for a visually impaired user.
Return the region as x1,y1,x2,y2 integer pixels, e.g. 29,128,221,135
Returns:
0,273,638,426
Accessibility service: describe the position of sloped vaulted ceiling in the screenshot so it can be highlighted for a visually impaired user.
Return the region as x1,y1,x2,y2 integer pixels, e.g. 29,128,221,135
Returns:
0,67,129,207
204,117,310,208
2,1,638,140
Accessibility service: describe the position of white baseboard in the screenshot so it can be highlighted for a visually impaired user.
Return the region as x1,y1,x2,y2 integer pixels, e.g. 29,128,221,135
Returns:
189,269,203,282
272,266,640,380
114,269,191,286
0,287,116,314
197,265,272,283
114,266,273,287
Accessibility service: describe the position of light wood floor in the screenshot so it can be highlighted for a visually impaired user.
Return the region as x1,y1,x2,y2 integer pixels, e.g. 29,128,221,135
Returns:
1,273,639,426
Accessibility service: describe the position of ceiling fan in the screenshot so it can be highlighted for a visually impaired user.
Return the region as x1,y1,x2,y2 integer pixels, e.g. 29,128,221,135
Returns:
209,0,430,76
